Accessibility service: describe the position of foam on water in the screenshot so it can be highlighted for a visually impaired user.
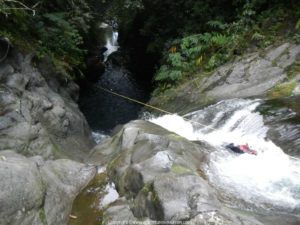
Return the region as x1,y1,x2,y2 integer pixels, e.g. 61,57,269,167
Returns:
92,131,109,144
99,182,119,208
149,99,300,211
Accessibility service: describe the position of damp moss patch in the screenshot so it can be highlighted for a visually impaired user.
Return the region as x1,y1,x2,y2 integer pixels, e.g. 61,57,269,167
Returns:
171,164,193,175
267,81,297,99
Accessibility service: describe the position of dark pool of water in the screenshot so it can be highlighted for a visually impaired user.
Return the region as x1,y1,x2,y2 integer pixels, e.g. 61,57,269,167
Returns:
79,61,150,133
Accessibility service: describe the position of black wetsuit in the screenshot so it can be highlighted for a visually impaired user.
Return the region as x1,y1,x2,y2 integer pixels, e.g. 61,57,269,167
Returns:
226,143,245,154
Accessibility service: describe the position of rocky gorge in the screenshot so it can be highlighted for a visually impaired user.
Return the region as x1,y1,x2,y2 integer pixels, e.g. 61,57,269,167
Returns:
0,49,96,224
1,38,300,225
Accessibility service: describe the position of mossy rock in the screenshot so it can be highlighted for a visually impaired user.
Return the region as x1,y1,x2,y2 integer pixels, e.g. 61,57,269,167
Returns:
171,164,194,175
39,209,48,225
141,183,153,194
286,59,300,79
167,133,186,141
267,81,297,99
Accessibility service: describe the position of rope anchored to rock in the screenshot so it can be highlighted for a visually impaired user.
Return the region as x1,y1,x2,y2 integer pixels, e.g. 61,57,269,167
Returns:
97,86,217,132
96,85,300,160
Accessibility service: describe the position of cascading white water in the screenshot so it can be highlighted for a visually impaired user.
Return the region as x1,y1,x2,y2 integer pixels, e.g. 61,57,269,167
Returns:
149,99,300,211
101,23,119,61
99,23,119,61
103,31,119,61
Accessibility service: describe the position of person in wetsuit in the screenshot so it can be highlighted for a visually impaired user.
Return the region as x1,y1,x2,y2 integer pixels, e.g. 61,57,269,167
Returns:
226,143,257,155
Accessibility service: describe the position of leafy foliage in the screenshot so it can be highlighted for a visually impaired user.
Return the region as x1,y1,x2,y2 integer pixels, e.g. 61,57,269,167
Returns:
0,0,36,16
1,0,299,84
155,30,233,83
154,2,300,85
0,0,101,78
34,12,86,76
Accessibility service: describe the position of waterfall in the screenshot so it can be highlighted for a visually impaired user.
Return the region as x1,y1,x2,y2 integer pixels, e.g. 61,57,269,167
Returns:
100,23,119,61
79,23,148,136
149,99,300,212
103,31,119,61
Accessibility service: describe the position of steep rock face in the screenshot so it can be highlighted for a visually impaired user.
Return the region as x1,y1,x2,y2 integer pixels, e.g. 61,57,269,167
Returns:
87,120,264,224
149,42,300,114
0,150,96,225
0,50,95,160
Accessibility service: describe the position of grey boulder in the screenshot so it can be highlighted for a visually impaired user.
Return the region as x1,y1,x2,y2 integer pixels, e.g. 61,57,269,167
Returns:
0,51,94,160
0,150,96,225
88,120,262,224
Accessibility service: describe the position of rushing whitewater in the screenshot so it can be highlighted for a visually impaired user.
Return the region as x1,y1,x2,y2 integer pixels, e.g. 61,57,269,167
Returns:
149,99,300,212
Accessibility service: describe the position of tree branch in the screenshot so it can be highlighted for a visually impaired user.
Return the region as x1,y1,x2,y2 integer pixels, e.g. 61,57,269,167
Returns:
1,0,36,16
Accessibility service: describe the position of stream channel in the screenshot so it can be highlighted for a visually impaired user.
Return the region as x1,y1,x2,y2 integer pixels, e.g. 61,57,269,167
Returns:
79,23,150,142
72,24,300,225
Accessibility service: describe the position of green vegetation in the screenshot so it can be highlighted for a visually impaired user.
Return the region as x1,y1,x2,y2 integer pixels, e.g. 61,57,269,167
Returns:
167,133,185,141
141,182,152,194
1,0,299,88
267,81,297,99
171,164,193,175
287,59,300,79
141,182,160,205
0,0,106,78
154,4,300,86
267,58,300,99
39,209,48,225
155,31,231,83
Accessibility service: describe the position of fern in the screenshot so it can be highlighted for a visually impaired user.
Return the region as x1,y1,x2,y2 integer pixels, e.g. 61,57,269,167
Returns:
155,30,233,84
198,33,212,43
168,70,183,81
207,20,227,30
168,53,185,67
251,32,265,41
211,33,230,46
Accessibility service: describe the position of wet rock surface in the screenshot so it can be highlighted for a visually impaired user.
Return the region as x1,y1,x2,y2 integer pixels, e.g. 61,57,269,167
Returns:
1,42,300,225
87,120,279,225
258,96,300,157
0,49,98,225
0,51,95,160
0,150,96,225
